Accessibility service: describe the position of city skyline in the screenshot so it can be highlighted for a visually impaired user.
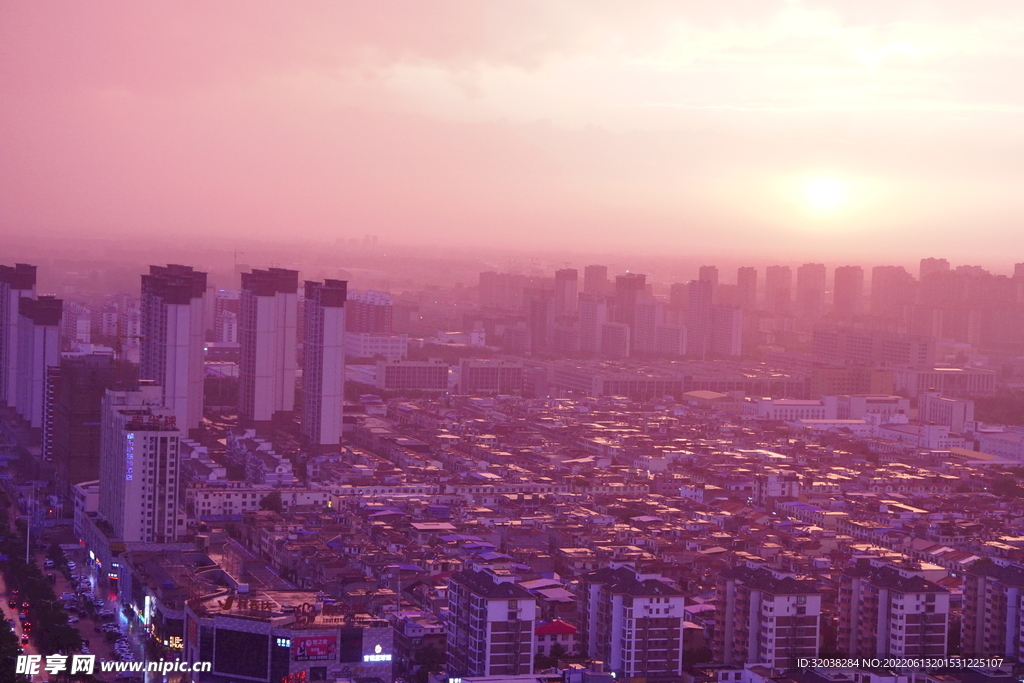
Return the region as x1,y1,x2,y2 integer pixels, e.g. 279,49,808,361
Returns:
7,4,1024,683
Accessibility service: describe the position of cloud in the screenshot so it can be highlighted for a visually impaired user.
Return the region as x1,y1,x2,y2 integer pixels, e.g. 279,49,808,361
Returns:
3,1,1024,261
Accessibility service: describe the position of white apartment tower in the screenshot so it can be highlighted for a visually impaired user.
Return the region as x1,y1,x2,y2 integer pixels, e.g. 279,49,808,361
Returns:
578,293,608,354
15,296,62,429
140,265,207,433
0,264,37,407
714,560,822,668
239,268,299,426
446,565,537,677
711,306,743,357
301,279,347,447
98,384,184,543
554,268,579,316
579,564,687,679
686,279,713,358
838,559,949,657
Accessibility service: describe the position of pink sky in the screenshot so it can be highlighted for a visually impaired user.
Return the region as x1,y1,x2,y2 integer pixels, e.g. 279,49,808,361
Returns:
2,1,1024,263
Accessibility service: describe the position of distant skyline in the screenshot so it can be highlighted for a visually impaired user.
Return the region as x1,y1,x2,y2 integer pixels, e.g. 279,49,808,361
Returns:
3,2,1024,261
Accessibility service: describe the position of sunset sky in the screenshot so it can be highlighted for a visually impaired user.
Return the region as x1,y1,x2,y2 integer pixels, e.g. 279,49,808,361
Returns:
3,1,1024,264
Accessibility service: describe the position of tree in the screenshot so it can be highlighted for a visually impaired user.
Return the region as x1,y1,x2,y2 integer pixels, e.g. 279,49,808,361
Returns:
260,491,283,513
534,643,568,671
47,542,63,563
412,646,445,683
992,476,1020,498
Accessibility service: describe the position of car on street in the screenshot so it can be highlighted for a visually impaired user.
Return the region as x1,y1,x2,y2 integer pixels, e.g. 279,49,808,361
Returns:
7,599,15,608
67,616,79,623
20,635,28,645
43,559,54,568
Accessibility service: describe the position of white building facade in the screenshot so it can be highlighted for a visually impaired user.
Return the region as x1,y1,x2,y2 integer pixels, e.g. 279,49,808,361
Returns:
140,265,207,432
98,384,184,543
239,268,299,425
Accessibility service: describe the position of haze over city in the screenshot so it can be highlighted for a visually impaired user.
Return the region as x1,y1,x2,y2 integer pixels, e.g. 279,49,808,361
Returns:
9,5,1024,683
4,1,1024,262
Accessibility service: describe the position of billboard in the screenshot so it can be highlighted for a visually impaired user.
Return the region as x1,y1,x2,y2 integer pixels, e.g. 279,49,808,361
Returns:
293,635,337,662
338,628,364,663
214,629,270,680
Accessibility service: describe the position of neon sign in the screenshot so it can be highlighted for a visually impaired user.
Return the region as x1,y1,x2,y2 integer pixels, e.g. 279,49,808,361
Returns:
125,433,135,481
363,644,391,662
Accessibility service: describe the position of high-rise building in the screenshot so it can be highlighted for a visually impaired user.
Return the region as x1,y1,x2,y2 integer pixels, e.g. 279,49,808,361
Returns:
527,289,556,353
578,564,686,679
301,279,347,448
118,303,142,364
698,265,719,289
48,353,129,499
578,294,608,354
668,282,688,309
213,289,241,343
832,266,864,318
98,384,184,543
446,566,537,677
552,315,581,354
140,265,207,433
837,559,949,658
795,263,827,319
962,562,1024,662
655,324,686,356
99,303,119,338
764,266,793,315
871,265,917,318
61,301,92,347
600,322,630,358
346,290,393,333
16,296,62,429
686,280,714,358
710,307,743,357
583,265,609,296
554,269,579,316
920,257,950,280
239,268,299,427
0,263,36,407
217,311,238,344
631,296,663,353
737,266,758,311
613,273,646,329
479,271,530,311
714,560,821,668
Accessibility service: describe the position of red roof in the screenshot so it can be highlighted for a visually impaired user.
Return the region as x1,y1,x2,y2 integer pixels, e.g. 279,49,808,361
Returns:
535,619,577,635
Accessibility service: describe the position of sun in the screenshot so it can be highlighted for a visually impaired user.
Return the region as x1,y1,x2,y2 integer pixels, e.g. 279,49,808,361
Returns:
804,177,846,211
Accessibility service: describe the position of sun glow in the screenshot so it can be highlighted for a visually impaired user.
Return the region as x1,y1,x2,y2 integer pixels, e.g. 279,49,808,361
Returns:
805,178,847,210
